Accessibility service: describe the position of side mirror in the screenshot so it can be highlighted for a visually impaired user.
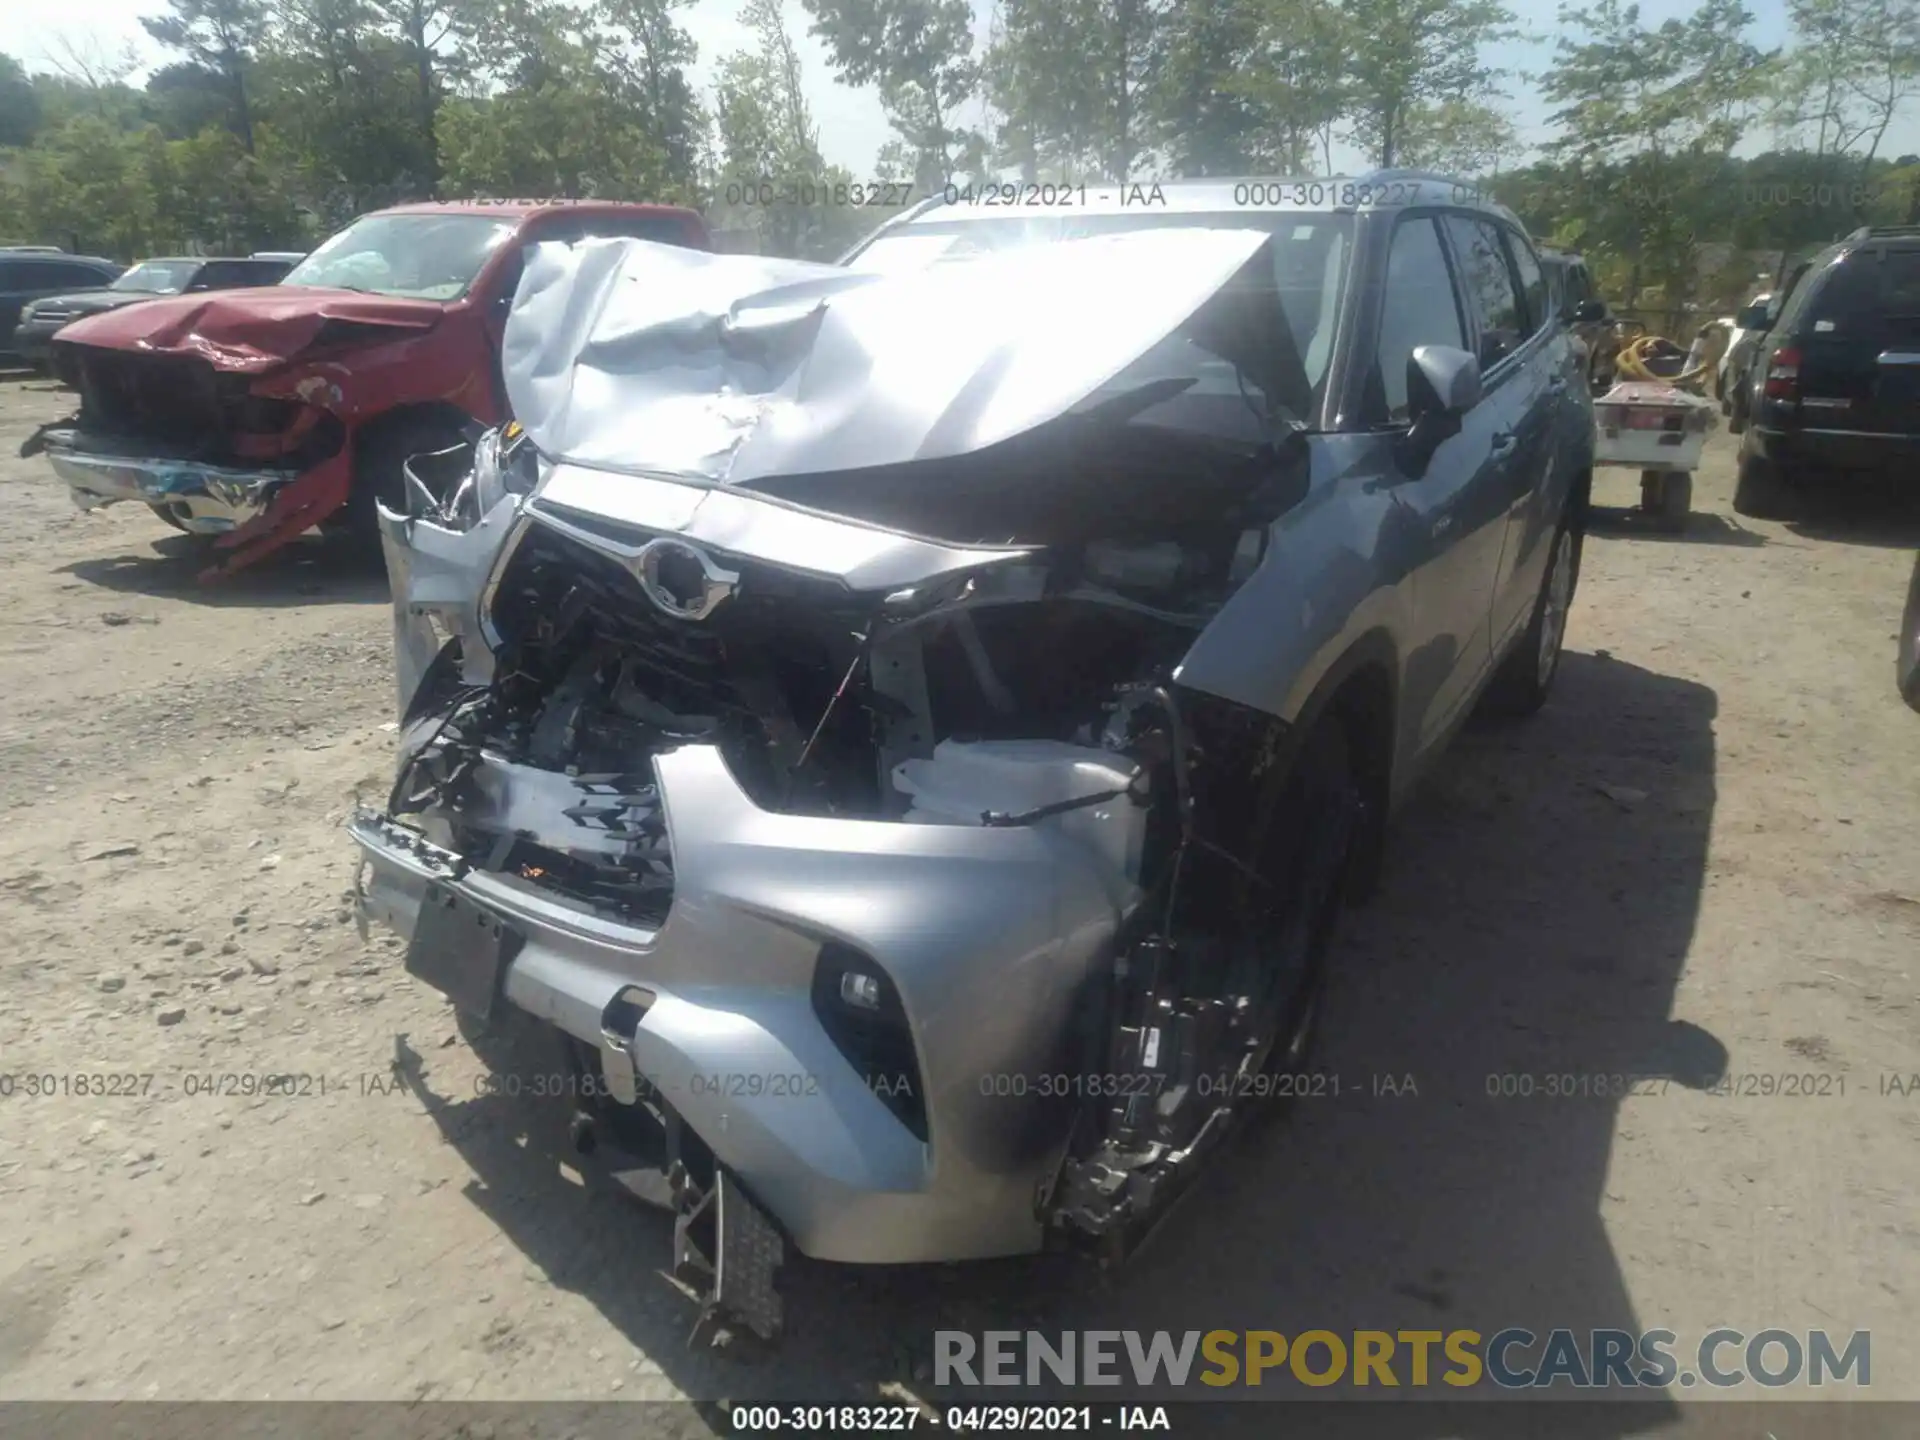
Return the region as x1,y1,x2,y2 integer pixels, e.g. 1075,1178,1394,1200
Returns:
1397,344,1482,476
1736,303,1771,331
1570,298,1607,325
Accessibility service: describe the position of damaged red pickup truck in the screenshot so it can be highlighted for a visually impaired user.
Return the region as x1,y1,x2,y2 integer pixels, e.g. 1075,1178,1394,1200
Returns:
24,200,711,579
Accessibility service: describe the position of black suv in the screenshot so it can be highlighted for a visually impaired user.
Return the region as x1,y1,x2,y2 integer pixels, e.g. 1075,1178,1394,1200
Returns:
1735,225,1920,516
10,254,299,369
0,252,122,365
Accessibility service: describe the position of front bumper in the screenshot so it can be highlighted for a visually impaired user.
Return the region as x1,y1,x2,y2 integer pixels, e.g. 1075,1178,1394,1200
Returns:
11,322,59,366
351,742,1128,1265
45,429,294,534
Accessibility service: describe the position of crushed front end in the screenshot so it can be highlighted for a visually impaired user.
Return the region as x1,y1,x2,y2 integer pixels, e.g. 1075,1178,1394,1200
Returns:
354,231,1335,1340
31,342,347,541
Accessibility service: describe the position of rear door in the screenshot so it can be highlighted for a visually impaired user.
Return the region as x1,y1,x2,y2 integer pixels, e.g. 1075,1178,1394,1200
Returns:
1439,215,1559,658
1794,243,1920,437
1487,222,1577,651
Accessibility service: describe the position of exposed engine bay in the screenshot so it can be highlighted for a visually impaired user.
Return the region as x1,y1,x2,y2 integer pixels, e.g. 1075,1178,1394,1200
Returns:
355,227,1359,1344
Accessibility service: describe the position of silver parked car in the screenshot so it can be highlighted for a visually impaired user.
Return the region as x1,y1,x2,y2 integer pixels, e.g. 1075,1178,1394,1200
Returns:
352,173,1595,1340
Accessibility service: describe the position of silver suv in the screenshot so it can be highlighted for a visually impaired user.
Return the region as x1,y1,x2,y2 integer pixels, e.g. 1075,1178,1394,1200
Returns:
353,171,1594,1340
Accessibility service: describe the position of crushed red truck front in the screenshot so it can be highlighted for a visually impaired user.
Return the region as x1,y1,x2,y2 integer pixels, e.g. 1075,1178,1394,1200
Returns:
30,200,711,580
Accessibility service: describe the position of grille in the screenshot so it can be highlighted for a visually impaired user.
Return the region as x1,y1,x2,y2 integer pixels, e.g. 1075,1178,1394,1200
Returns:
66,347,230,450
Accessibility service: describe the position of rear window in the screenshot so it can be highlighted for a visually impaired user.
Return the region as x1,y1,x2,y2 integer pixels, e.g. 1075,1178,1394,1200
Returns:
1799,247,1920,333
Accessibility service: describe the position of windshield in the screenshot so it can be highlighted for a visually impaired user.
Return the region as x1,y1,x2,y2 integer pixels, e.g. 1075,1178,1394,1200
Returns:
850,210,1352,429
111,261,200,294
281,213,515,300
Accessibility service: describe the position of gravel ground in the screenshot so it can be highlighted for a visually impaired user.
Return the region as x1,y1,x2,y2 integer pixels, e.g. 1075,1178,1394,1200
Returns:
0,370,1916,1433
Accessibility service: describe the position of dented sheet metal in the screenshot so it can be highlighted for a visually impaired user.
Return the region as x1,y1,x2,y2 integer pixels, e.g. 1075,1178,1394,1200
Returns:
54,288,443,372
500,227,1272,485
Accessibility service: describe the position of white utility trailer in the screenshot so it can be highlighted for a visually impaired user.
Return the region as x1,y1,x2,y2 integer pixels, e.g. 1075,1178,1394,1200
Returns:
1592,380,1718,529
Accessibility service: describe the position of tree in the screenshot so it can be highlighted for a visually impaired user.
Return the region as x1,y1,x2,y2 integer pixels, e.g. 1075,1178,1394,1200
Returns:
708,0,874,257
1336,0,1514,167
1771,0,1920,217
987,0,1158,181
367,0,464,193
1542,0,1770,311
141,0,271,152
801,0,982,188
0,54,41,148
1236,0,1351,172
1395,96,1518,176
596,0,704,186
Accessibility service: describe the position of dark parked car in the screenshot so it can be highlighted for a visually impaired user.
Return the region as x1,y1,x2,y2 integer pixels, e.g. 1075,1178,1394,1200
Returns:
353,171,1596,1338
10,254,299,369
0,252,122,364
1735,226,1920,516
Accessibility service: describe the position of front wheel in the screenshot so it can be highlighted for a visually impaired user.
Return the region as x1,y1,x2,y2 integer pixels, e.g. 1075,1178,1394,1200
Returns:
345,418,468,539
1482,521,1577,719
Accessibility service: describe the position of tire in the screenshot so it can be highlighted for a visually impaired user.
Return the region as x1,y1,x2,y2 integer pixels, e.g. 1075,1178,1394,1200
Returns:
1899,552,1920,714
345,417,467,539
1242,719,1363,1095
1733,450,1797,520
1483,520,1578,719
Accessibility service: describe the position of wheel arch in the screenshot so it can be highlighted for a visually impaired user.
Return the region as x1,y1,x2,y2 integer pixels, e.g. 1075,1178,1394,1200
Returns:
1283,628,1399,901
351,400,480,471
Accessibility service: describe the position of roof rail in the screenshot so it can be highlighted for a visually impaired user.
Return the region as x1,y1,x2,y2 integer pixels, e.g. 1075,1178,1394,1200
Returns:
1845,224,1920,241
1357,166,1466,187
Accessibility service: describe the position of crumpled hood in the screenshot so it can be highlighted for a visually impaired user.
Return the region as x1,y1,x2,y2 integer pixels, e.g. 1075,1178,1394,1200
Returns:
501,227,1273,486
53,287,445,372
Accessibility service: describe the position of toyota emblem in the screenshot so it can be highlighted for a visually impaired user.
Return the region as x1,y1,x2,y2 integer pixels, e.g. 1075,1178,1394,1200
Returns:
631,537,739,621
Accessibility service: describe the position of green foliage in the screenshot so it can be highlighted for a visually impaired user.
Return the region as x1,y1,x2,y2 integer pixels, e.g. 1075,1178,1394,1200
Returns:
2,0,1919,287
706,0,877,258
800,0,983,186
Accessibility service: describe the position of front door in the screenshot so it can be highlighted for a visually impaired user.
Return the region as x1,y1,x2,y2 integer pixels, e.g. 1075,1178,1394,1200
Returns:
1372,213,1513,753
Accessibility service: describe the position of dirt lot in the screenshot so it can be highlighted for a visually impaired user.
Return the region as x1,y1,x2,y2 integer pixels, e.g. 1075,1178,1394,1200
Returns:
0,369,1917,1429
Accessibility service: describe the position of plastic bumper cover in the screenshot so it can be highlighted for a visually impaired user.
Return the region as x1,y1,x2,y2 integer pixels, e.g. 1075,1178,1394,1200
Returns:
350,742,1128,1265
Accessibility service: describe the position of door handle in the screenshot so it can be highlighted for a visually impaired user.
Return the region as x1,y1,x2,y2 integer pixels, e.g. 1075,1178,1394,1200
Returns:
1547,375,1568,394
1489,432,1518,459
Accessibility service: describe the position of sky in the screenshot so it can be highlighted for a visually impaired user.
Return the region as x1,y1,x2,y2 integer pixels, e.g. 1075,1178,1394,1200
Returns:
11,0,1914,178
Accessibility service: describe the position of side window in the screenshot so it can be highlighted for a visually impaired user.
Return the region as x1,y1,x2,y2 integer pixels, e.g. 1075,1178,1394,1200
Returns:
1505,228,1547,334
1444,216,1524,369
16,262,73,289
1375,216,1468,422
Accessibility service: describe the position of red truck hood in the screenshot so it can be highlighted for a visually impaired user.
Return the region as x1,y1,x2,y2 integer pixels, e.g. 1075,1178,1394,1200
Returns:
54,287,447,372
